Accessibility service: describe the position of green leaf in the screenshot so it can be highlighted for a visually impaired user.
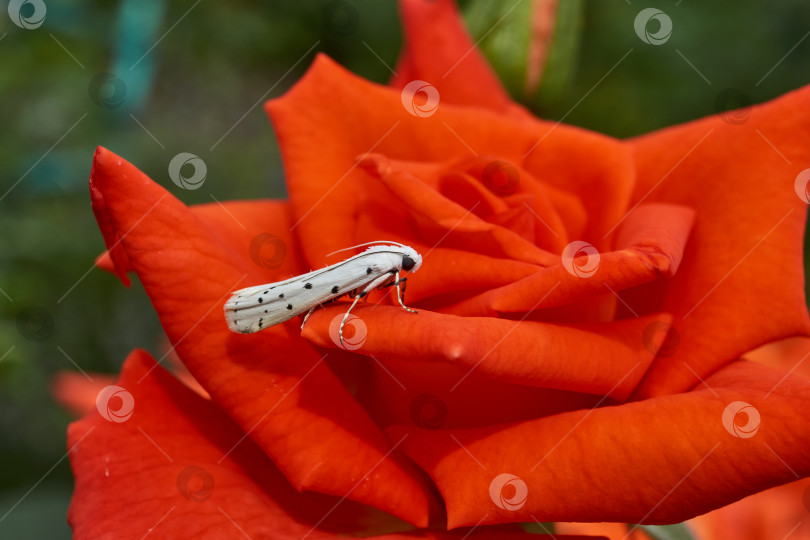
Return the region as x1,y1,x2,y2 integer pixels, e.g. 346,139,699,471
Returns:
632,522,699,540
520,521,556,535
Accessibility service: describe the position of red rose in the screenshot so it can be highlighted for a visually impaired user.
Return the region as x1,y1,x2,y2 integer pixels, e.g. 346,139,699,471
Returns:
70,0,810,537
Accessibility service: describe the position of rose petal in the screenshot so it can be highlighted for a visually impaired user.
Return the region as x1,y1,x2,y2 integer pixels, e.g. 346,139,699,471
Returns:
70,349,573,539
90,172,133,286
302,303,670,400
89,147,433,526
442,203,695,318
385,360,810,528
744,337,810,378
554,523,649,540
358,359,612,432
94,250,119,279
688,479,810,540
391,0,516,115
630,84,810,396
51,371,116,416
396,247,540,304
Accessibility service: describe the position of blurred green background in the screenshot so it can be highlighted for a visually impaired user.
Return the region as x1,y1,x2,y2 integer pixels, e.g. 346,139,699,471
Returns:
0,0,808,537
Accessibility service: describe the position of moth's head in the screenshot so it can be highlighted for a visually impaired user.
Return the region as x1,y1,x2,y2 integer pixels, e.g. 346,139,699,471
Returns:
401,246,422,274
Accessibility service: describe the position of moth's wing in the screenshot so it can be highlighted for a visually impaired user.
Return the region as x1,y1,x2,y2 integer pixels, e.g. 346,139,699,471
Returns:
223,254,391,334
224,281,298,333
325,252,397,297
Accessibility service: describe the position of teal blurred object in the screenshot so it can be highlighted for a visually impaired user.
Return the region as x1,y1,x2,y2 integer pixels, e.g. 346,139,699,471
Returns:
110,0,166,113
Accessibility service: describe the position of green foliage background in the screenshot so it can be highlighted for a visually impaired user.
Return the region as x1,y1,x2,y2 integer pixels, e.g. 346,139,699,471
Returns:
0,1,808,537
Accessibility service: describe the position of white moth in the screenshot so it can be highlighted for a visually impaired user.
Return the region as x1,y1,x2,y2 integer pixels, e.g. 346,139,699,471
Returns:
224,241,422,343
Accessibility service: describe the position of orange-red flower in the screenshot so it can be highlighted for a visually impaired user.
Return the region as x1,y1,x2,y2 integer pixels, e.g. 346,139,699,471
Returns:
69,0,810,537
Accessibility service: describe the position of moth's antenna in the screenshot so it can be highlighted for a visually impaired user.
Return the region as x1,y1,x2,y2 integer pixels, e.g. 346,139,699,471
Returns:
325,240,406,258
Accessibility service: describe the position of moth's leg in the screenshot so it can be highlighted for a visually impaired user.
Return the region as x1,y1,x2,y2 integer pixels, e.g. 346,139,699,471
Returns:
393,271,417,314
300,306,316,330
340,293,364,344
390,276,408,298
340,274,391,344
374,273,416,313
300,295,343,331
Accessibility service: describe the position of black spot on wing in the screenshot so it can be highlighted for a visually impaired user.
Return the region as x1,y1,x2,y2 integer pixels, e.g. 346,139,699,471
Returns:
332,286,339,294
258,298,263,303
304,283,312,289
366,267,373,275
279,293,284,298
287,304,293,310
